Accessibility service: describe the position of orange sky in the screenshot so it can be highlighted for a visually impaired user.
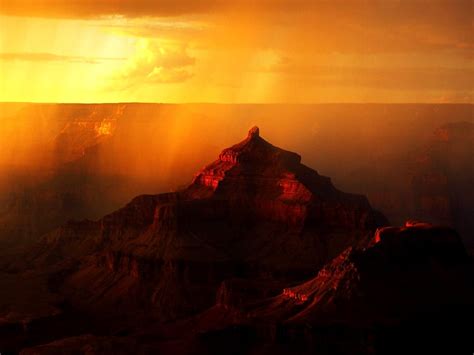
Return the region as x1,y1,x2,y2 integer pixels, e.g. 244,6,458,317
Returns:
0,0,472,103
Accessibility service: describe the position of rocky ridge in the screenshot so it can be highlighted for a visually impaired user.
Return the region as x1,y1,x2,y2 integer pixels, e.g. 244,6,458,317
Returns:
20,127,386,326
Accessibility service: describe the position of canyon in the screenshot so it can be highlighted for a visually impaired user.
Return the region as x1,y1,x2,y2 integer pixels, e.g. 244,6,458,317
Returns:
0,104,472,354
1,104,473,251
0,125,473,354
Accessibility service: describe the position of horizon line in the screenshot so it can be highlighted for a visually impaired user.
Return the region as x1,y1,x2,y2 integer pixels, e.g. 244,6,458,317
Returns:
1,101,473,105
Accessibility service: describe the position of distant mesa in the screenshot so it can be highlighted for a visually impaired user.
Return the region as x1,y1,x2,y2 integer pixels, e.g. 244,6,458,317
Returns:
433,121,473,142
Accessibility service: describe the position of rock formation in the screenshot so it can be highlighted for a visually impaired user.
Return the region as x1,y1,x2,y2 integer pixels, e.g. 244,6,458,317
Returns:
237,222,473,353
7,127,385,340
17,222,474,355
5,126,473,354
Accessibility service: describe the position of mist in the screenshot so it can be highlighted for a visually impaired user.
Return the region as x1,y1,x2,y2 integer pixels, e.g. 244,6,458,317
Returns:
0,103,472,248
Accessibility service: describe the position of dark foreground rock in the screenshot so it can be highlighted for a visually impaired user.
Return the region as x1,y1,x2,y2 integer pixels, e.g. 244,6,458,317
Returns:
19,222,474,354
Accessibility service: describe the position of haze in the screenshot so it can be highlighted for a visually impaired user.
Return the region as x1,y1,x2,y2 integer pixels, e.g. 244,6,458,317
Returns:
0,2,473,247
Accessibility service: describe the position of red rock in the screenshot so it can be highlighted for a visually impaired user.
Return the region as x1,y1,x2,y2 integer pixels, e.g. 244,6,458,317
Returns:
20,127,386,324
248,222,472,326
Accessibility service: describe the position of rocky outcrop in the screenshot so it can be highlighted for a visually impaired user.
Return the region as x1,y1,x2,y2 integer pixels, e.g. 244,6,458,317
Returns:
23,127,386,324
53,118,116,163
188,126,382,231
137,222,472,354
251,221,471,318
216,278,288,310
4,125,473,354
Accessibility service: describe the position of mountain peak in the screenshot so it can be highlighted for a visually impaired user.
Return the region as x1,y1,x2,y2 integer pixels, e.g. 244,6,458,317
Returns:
187,127,384,231
248,126,260,138
216,125,289,165
191,126,304,192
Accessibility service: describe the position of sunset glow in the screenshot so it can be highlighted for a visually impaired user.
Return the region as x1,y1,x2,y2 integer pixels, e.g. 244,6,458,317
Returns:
0,3,473,353
1,0,472,103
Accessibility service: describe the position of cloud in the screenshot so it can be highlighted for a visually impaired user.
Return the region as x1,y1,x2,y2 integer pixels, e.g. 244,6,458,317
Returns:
1,0,472,102
0,0,222,18
1,1,472,55
262,57,474,91
0,52,125,64
100,19,208,42
1,1,471,22
109,39,195,89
